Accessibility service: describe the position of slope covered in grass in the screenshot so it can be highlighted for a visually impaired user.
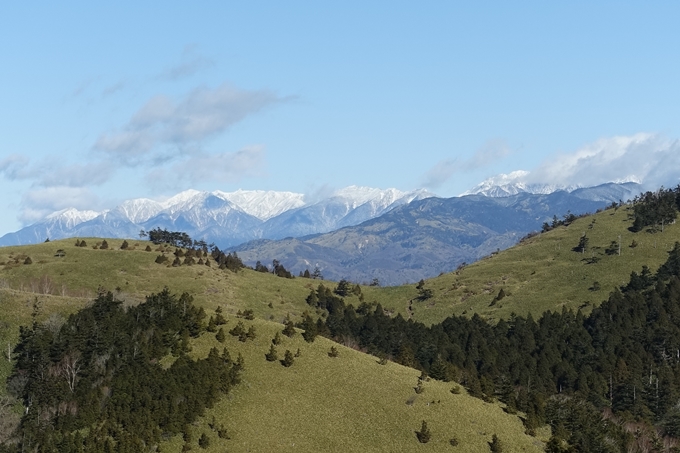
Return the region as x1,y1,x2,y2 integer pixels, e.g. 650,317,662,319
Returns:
373,205,680,324
162,317,546,452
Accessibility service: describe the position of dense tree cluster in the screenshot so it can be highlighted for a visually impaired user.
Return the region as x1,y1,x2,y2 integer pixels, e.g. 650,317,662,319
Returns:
3,289,241,452
631,186,680,232
147,228,194,248
304,243,680,451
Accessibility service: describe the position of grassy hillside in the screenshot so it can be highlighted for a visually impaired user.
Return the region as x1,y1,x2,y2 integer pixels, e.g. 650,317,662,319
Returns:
0,249,545,451
160,317,546,452
371,205,680,324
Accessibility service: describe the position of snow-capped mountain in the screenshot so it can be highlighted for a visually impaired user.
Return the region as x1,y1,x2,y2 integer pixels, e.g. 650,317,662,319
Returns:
0,186,435,247
459,170,644,199
460,171,582,197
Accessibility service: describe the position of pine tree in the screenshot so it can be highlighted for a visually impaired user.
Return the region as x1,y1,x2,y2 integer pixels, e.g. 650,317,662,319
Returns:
489,434,503,452
282,316,296,337
281,350,294,367
265,345,278,362
272,332,282,345
216,328,226,343
416,420,431,443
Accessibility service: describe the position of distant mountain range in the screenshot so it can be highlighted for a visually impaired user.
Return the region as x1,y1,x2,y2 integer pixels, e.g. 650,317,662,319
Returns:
0,180,642,284
231,182,641,285
0,186,433,247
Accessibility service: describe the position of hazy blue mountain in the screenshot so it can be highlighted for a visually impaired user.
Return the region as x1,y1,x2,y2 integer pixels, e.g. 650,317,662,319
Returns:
231,183,639,285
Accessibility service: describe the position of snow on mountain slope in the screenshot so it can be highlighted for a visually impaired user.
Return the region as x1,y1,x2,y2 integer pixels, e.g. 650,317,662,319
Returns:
462,171,580,197
45,208,101,228
215,189,306,220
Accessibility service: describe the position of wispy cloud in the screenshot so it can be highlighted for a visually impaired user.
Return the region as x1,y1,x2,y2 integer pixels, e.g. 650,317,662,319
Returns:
93,83,287,163
157,44,214,81
146,146,266,190
0,154,31,180
421,139,511,189
19,187,101,225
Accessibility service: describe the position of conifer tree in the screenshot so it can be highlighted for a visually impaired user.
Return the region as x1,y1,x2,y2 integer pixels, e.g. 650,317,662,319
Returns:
281,350,294,367
416,420,431,443
489,434,503,452
282,316,296,337
265,344,278,362
272,331,282,345
216,328,226,343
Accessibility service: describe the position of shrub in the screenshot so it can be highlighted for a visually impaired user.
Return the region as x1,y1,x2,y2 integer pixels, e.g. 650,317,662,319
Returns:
100,240,109,250
416,420,431,443
198,433,210,449
281,350,294,367
265,345,278,362
328,346,339,358
23,257,32,265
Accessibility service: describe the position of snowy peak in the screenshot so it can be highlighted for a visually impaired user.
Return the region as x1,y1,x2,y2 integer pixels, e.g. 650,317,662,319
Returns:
44,208,101,228
462,171,580,197
215,189,306,221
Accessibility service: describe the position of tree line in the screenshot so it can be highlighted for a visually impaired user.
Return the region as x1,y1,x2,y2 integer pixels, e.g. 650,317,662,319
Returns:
303,243,680,451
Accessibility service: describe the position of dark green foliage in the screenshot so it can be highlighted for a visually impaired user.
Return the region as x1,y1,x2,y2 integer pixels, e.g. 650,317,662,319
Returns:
207,316,217,332
489,434,503,452
145,245,152,251
631,187,679,232
155,254,168,264
148,228,193,247
216,327,226,343
120,240,129,250
229,321,246,337
7,289,241,452
573,234,589,253
429,356,448,381
281,350,294,367
272,259,293,278
265,344,278,362
282,316,296,338
198,433,210,449
415,420,431,443
334,279,352,297
100,239,108,249
449,436,459,446
255,260,269,272
79,240,87,247
299,313,318,343
246,326,257,340
23,256,32,265
302,242,680,450
272,332,282,345
416,279,433,300
237,309,255,320
210,247,244,272
328,346,339,358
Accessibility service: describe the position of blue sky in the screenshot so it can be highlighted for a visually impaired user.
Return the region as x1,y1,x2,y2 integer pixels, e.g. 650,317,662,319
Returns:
1,2,680,234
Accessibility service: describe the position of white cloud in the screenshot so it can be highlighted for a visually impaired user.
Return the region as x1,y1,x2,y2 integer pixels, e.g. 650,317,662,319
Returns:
464,133,680,194
93,83,286,162
146,146,266,189
19,187,100,225
0,154,31,180
421,139,511,189
158,44,214,81
525,133,680,189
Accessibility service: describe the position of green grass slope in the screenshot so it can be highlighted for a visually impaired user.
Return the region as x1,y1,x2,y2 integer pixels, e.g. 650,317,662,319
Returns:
162,317,545,452
0,241,544,452
373,205,680,324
